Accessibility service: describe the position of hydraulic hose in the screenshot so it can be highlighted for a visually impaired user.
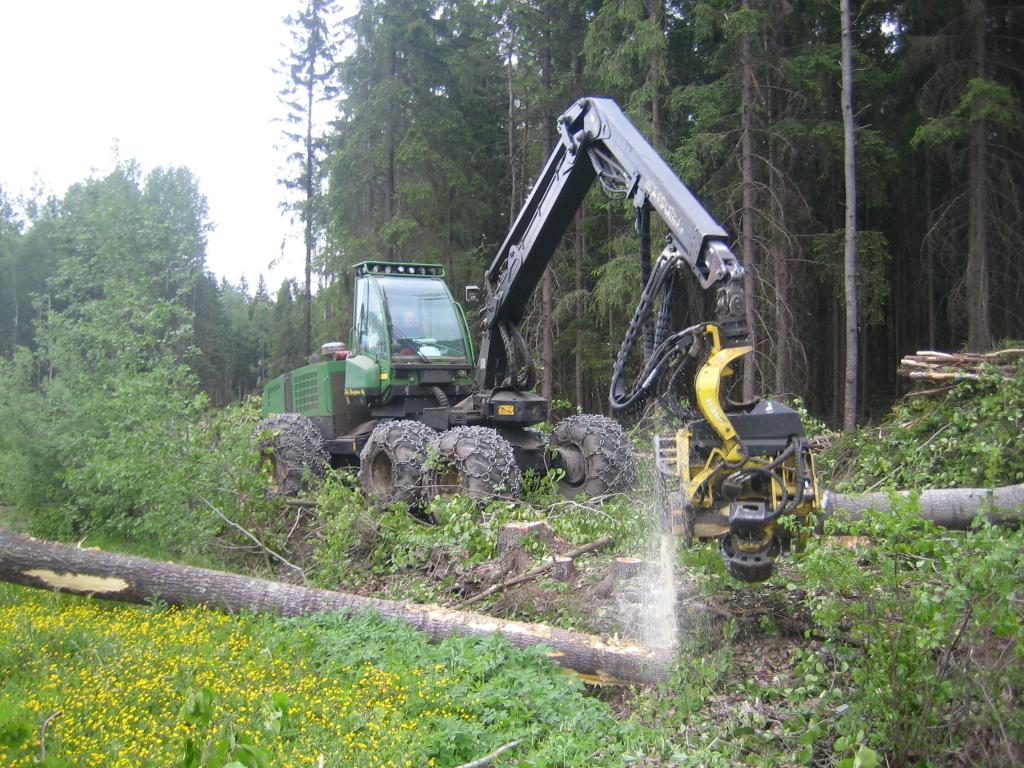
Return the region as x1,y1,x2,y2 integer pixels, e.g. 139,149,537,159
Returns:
498,321,537,391
609,251,688,412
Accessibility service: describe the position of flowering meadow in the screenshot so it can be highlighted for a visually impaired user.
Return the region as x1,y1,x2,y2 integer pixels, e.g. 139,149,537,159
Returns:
0,584,643,767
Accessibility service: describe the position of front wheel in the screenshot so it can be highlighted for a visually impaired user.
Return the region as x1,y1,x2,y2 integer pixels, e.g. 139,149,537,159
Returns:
359,420,437,507
546,414,636,498
424,426,521,502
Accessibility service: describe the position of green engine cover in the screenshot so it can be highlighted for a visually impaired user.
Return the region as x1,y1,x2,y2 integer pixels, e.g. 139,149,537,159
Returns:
261,360,348,418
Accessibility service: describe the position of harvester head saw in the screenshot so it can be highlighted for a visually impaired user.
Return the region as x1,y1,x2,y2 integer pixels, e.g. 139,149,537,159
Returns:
652,324,819,581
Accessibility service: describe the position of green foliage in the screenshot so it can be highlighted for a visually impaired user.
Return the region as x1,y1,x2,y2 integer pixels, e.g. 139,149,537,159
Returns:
791,501,1024,764
810,229,892,325
822,366,1024,490
912,77,1019,149
0,165,288,558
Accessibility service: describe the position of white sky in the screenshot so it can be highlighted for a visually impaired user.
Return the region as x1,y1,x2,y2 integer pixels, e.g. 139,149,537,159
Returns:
0,0,348,291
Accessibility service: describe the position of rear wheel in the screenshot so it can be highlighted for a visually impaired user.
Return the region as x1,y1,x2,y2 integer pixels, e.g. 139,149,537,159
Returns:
257,413,329,496
425,426,521,502
359,420,437,507
546,414,636,498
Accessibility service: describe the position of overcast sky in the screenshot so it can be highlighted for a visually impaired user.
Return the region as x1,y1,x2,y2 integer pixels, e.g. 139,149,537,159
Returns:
0,1,348,291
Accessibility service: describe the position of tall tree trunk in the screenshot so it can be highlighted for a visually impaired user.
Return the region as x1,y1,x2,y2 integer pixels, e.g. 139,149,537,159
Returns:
740,0,758,401
304,82,315,357
925,158,937,349
966,0,991,351
540,6,556,406
644,0,664,149
384,45,397,262
575,207,586,409
840,0,859,431
822,484,1024,531
506,39,518,221
9,255,16,351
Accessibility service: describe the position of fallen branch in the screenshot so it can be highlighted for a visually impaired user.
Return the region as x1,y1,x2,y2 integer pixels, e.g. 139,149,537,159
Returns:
455,739,522,768
200,497,306,582
0,531,671,685
458,536,613,609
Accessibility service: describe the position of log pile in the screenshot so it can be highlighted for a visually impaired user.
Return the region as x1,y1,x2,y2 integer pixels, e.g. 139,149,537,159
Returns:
898,349,1023,396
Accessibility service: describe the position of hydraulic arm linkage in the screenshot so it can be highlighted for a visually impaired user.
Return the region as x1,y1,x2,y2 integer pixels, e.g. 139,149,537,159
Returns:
481,97,818,581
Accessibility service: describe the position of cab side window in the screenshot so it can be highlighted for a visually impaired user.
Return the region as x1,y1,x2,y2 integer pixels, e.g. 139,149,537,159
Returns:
355,277,388,358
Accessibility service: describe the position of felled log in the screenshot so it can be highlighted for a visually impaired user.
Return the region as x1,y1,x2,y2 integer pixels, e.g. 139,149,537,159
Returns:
821,484,1024,531
0,530,670,685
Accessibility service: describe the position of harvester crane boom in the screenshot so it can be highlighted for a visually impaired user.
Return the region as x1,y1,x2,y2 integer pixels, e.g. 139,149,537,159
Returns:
477,97,746,393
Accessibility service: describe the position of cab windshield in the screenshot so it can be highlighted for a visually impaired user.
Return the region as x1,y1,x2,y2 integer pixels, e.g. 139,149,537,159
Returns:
376,276,469,362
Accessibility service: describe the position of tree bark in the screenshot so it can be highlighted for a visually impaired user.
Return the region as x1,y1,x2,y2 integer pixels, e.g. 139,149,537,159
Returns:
575,207,586,410
966,0,991,351
540,4,556,406
304,80,314,358
740,0,758,401
840,0,859,431
822,484,1024,531
0,531,671,685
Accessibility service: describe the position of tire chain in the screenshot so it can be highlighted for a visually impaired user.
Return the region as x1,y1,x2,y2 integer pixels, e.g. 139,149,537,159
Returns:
358,420,437,506
256,413,329,496
549,413,637,497
426,426,522,502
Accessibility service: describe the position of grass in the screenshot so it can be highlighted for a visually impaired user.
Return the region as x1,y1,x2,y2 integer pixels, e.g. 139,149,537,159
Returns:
0,583,650,768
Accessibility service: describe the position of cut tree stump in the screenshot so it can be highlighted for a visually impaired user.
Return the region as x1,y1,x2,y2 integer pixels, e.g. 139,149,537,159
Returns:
549,556,577,583
0,530,671,685
496,520,568,555
607,557,649,581
592,558,656,600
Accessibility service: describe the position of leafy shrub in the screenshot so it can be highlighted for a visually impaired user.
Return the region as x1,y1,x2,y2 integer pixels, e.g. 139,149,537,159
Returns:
821,366,1024,490
791,499,1024,764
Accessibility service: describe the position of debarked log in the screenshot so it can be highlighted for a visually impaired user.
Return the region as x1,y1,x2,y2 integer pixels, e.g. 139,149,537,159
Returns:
0,530,671,685
820,484,1024,531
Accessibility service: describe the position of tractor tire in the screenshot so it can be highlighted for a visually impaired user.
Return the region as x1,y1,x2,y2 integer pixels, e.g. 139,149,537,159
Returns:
547,414,636,499
358,420,437,507
257,413,329,497
425,426,521,503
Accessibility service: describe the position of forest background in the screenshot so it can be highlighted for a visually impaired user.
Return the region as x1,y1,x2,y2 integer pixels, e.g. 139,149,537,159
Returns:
1,0,1022,427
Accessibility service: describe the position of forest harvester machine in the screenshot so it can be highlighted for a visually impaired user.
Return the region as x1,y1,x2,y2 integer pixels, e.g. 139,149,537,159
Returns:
260,97,819,582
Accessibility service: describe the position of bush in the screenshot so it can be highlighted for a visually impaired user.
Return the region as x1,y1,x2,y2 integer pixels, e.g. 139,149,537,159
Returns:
790,497,1024,764
821,366,1024,490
